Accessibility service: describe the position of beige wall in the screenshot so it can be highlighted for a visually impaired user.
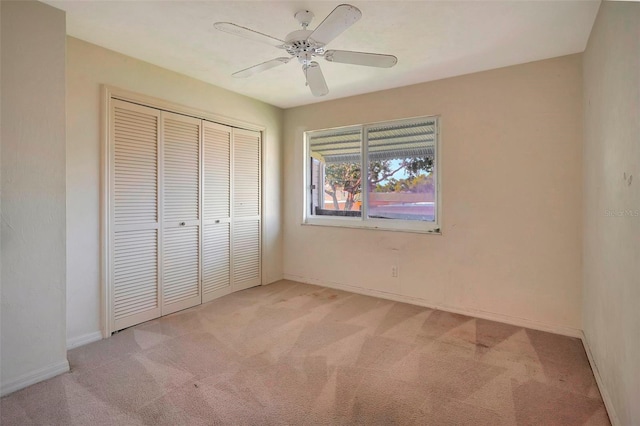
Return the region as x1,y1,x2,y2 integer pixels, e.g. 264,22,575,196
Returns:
283,54,584,334
66,37,284,346
1,0,68,394
583,3,640,425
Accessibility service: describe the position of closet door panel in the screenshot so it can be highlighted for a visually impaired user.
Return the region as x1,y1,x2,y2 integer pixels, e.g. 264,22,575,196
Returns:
232,129,261,291
111,100,161,331
202,122,232,302
161,112,202,314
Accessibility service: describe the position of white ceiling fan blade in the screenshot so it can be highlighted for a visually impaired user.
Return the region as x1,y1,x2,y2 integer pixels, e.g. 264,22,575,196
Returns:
304,62,329,97
214,22,285,48
233,57,290,78
307,4,361,46
324,50,398,68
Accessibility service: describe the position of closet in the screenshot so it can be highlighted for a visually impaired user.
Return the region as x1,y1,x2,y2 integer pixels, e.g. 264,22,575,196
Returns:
108,98,261,332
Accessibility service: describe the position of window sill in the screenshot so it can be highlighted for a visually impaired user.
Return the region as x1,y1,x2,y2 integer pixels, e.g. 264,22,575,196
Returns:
302,218,441,235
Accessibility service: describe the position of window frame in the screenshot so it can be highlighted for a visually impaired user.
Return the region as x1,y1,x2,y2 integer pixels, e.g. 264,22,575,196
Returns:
302,115,441,234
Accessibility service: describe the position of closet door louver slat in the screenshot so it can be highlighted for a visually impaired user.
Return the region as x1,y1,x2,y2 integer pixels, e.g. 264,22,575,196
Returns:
111,100,161,331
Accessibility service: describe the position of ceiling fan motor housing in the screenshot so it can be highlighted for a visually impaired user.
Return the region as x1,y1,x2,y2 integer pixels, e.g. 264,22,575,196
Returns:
284,30,324,65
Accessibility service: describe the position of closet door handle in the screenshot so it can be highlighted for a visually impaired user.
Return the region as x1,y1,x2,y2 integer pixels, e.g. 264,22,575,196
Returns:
179,222,186,226
215,220,220,224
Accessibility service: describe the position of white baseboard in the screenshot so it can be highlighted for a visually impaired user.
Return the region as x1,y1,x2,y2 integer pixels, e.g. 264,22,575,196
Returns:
581,333,619,426
66,331,103,350
283,274,582,338
0,360,70,397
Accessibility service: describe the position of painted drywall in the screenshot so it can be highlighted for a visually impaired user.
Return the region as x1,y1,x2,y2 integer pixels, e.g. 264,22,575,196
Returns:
283,54,584,334
66,37,284,345
582,3,640,425
1,0,68,394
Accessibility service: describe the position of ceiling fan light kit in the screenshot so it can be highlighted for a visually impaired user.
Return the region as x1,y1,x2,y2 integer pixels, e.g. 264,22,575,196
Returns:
214,4,398,97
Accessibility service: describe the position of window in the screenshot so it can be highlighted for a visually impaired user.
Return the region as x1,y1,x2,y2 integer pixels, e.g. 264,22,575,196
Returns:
304,116,440,233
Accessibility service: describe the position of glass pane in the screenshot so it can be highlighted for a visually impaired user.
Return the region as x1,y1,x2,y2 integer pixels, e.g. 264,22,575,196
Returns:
308,127,362,217
366,120,436,222
321,160,362,216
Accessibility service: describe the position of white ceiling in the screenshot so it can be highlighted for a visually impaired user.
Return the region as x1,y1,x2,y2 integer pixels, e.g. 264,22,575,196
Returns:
45,1,600,109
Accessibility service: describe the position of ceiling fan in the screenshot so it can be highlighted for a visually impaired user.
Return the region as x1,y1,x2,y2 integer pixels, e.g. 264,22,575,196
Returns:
214,4,398,97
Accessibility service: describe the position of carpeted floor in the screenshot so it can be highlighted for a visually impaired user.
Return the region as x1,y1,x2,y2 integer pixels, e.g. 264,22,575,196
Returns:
1,280,609,425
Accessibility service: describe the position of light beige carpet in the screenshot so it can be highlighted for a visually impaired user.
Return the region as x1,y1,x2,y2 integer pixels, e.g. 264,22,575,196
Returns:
1,280,609,425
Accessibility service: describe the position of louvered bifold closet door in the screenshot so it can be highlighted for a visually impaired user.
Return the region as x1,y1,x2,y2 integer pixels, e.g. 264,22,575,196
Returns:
202,121,232,303
161,112,202,315
232,129,261,291
111,100,162,331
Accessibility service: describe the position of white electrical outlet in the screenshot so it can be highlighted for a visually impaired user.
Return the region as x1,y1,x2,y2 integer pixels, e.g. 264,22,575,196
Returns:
391,265,398,278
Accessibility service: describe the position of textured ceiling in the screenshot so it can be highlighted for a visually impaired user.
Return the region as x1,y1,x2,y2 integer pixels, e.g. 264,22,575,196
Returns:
45,1,600,109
